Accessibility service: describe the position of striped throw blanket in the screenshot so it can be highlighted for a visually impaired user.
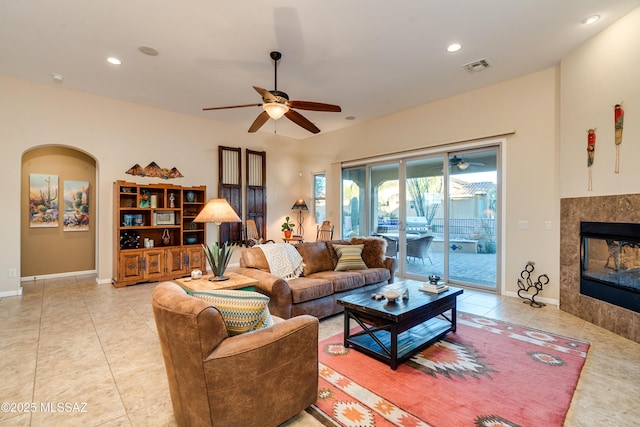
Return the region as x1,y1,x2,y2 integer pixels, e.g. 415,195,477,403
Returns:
257,243,305,279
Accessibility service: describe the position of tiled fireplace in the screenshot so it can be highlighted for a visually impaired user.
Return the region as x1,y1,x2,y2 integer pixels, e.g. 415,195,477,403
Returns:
560,194,640,343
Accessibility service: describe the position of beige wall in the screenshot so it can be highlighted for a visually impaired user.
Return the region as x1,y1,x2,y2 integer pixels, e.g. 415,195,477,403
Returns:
302,68,560,300
560,7,640,198
22,146,96,276
0,75,304,294
1,6,637,301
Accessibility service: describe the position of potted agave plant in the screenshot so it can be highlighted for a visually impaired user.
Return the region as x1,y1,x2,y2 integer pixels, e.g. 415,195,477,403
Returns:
202,242,234,281
281,216,295,239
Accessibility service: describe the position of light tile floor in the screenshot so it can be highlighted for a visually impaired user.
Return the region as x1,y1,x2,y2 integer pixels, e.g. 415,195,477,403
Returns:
0,275,638,426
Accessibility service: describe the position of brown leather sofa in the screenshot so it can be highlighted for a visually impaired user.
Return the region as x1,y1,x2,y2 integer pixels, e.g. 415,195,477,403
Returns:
152,282,319,427
237,237,396,319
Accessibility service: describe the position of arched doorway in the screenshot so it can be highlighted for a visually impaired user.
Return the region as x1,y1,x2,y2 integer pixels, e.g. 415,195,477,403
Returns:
21,146,97,278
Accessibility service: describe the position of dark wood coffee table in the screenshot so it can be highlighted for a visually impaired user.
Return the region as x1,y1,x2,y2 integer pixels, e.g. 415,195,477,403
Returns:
337,280,463,370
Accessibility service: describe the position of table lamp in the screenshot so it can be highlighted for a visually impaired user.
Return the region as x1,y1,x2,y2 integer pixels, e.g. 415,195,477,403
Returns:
291,199,309,235
194,198,241,281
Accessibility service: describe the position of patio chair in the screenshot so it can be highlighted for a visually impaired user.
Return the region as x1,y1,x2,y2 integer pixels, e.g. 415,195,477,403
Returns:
379,234,398,258
407,235,433,265
316,221,334,241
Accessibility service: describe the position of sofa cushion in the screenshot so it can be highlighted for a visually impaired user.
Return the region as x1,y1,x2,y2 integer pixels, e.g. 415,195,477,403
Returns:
287,277,334,303
240,247,271,272
308,271,365,293
358,267,391,285
191,289,274,336
349,237,387,268
295,242,334,276
334,244,368,271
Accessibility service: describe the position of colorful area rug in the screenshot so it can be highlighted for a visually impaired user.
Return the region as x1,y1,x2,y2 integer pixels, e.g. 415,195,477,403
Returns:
308,312,590,427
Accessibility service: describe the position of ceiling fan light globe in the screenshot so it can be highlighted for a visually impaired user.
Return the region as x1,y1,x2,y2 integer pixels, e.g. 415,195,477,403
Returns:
458,161,470,170
263,103,289,120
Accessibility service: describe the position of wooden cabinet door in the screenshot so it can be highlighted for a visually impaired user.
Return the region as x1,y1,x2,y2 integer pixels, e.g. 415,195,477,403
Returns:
186,247,205,272
143,249,165,280
166,247,185,275
118,251,143,282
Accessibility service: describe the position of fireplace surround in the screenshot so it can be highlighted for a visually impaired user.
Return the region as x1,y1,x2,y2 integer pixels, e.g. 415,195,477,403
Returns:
561,194,640,343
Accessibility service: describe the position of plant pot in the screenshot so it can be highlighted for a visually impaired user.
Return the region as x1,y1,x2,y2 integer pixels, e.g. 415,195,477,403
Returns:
284,230,292,239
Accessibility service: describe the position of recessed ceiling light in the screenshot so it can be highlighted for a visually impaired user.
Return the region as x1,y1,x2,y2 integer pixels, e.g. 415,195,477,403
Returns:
447,43,462,53
583,15,600,25
107,57,122,65
51,74,64,83
345,116,356,121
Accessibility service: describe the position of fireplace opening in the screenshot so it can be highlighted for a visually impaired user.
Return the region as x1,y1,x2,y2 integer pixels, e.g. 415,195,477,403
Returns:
580,222,640,313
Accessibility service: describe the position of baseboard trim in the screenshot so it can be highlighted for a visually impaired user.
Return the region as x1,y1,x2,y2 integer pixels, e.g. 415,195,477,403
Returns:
503,290,559,308
0,288,22,297
21,270,97,282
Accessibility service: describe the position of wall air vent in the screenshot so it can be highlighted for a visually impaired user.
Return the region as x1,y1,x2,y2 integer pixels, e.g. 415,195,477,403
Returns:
462,58,491,73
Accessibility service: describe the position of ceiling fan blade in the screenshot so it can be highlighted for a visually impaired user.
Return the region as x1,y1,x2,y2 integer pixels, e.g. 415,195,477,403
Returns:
248,111,270,133
202,103,261,111
253,86,278,102
288,100,342,112
285,110,320,134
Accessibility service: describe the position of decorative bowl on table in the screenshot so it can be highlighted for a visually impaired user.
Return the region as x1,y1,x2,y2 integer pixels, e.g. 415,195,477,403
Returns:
382,290,400,303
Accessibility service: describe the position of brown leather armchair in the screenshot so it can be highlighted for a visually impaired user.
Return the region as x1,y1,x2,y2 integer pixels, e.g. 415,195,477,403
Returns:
152,282,319,427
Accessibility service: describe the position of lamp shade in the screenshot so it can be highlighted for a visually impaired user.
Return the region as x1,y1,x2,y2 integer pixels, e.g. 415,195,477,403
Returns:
291,199,309,211
263,102,289,120
193,199,241,225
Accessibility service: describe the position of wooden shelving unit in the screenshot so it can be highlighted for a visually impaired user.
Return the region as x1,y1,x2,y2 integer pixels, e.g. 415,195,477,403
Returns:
112,180,206,287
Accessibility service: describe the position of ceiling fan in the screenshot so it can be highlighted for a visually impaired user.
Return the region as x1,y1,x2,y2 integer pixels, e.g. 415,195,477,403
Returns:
450,155,485,170
202,51,341,134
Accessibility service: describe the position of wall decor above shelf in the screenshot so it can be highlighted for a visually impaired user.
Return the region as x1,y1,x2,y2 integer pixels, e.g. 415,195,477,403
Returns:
125,162,184,180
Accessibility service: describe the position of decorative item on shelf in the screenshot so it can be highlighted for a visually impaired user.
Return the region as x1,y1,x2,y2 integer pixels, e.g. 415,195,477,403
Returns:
517,261,549,308
125,163,183,180
291,199,309,235
185,236,197,244
193,198,242,281
186,191,195,202
281,216,295,239
150,194,158,209
169,193,175,208
120,231,141,249
140,189,151,208
162,229,171,246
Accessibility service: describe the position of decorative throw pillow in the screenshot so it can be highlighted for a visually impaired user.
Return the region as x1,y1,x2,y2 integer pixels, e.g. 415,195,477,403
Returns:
191,289,273,336
334,244,368,271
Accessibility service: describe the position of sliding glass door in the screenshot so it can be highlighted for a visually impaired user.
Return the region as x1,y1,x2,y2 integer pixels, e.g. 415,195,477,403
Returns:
446,149,498,288
341,145,500,291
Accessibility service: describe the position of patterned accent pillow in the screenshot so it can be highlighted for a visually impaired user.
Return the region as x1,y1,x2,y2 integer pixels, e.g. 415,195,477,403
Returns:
191,289,274,336
334,244,368,271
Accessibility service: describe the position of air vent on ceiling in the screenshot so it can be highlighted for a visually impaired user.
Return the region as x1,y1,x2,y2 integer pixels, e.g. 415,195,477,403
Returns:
462,58,491,73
